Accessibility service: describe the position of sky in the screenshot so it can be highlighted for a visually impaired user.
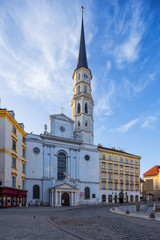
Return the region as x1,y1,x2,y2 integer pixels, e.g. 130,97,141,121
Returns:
0,0,160,177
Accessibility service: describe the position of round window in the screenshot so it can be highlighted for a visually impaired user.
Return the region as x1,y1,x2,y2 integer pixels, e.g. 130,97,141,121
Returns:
33,147,40,154
60,126,65,132
84,155,90,161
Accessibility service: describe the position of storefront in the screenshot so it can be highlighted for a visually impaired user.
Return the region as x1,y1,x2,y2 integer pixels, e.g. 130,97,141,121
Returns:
0,187,27,208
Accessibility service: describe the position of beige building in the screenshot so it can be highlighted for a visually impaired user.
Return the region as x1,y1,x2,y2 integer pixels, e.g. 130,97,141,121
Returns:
144,165,160,201
0,109,27,208
98,145,141,203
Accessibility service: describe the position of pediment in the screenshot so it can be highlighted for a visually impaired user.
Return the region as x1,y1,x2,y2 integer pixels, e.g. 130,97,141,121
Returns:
52,182,78,190
49,113,74,123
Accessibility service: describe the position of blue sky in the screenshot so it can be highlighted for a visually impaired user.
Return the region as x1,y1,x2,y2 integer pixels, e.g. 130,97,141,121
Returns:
0,0,160,177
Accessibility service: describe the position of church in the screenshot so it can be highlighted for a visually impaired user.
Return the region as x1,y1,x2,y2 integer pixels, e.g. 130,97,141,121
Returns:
25,12,100,206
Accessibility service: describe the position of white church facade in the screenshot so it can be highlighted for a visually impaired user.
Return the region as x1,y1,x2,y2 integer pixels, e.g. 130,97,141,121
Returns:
25,13,100,206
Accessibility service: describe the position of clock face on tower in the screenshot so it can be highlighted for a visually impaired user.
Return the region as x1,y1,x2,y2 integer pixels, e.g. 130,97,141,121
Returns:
83,73,88,79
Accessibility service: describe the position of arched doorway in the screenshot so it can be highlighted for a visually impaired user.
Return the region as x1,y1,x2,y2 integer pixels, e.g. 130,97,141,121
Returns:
108,195,112,203
61,193,69,206
102,194,106,203
119,191,124,203
135,195,139,202
130,195,133,202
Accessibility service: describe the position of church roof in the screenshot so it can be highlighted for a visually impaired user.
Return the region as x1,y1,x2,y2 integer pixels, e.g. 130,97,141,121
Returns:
49,113,74,123
77,14,88,69
144,165,160,177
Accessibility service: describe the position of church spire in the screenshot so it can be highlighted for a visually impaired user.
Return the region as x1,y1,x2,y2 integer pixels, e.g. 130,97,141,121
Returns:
77,7,88,69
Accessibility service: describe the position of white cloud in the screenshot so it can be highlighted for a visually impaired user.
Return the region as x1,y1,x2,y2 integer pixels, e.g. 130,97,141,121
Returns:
116,118,140,133
142,116,158,129
103,1,146,67
95,81,115,116
0,0,95,110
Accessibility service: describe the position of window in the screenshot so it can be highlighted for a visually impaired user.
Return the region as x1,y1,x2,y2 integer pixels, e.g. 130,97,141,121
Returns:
78,86,80,93
22,136,25,143
92,194,96,198
102,172,106,179
109,184,112,190
85,121,87,127
108,164,112,171
114,165,118,171
77,103,81,113
108,155,112,160
22,148,25,158
84,85,87,93
102,154,105,160
120,184,123,190
85,187,90,199
130,185,133,191
120,175,123,180
120,165,123,171
22,180,25,189
130,176,133,182
85,103,88,113
78,74,80,80
114,156,118,161
114,184,118,190
22,163,26,173
33,185,40,199
12,139,16,151
135,176,138,182
102,162,106,169
126,158,128,163
135,186,138,191
102,182,106,189
12,176,16,188
120,157,123,163
130,167,133,173
125,175,128,181
130,159,133,164
108,173,112,180
57,152,66,180
126,185,128,191
13,125,16,135
125,166,129,172
78,121,80,127
12,156,16,169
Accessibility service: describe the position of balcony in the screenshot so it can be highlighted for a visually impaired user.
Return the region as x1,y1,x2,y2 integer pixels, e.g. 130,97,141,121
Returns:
108,179,112,183
114,179,118,184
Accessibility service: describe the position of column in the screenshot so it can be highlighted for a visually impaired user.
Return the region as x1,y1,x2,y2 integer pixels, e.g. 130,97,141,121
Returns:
51,190,54,207
51,147,55,178
70,150,73,178
76,151,79,179
71,192,73,206
73,151,76,179
59,191,61,206
43,146,48,177
55,190,58,206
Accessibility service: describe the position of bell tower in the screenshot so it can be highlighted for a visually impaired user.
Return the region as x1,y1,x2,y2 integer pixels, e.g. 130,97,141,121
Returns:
71,7,94,144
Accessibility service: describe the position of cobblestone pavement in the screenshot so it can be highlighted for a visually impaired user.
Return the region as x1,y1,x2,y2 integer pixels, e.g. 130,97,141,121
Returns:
1,205,160,240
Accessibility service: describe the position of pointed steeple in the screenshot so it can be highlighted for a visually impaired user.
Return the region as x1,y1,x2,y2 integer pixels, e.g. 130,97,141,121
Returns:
77,8,88,69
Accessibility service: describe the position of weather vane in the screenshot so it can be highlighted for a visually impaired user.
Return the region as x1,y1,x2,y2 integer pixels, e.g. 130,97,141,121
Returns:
81,6,84,13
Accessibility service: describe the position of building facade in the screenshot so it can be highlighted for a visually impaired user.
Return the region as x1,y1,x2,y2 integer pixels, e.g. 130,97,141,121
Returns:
98,146,141,203
25,13,99,207
0,109,27,208
144,165,160,201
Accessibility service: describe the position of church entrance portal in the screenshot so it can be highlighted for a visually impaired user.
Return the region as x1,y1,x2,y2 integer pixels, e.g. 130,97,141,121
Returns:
61,192,69,206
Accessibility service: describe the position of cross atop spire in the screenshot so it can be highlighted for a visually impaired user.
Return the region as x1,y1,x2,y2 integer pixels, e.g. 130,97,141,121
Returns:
77,7,88,69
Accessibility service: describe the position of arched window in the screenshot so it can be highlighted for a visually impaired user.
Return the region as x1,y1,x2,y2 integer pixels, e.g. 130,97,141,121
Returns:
78,121,80,127
85,103,88,113
130,195,133,202
78,74,80,80
85,187,90,199
85,121,87,127
78,86,80,93
57,152,66,180
33,185,40,199
77,103,81,114
84,85,87,93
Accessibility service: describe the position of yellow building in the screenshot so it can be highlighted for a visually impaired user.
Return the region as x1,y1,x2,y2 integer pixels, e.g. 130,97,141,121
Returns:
144,165,160,201
98,145,141,203
0,109,27,208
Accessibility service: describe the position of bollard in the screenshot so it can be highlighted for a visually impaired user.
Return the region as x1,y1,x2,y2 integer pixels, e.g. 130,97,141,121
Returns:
149,212,155,218
136,204,140,212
